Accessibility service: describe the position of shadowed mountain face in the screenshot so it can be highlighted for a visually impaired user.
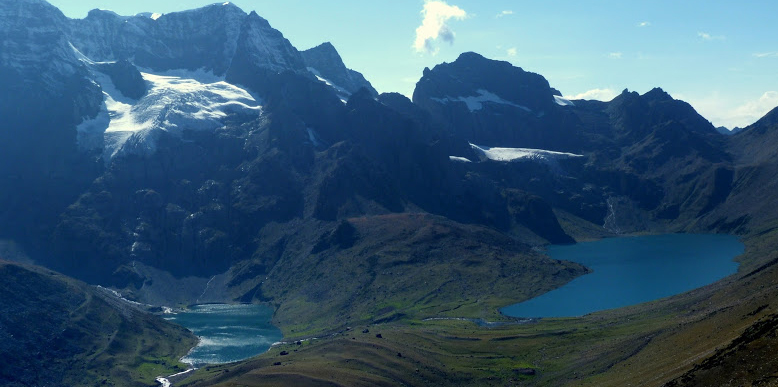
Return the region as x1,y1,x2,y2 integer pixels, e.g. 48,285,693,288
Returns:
5,2,778,386
301,42,378,99
412,52,571,150
0,1,745,294
0,261,195,387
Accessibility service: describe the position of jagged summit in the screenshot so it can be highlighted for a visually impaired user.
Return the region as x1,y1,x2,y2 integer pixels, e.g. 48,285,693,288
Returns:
197,2,243,11
67,1,299,77
0,0,97,100
643,87,674,102
82,1,243,20
413,51,553,113
302,42,378,99
412,51,567,148
85,9,126,18
1,0,57,9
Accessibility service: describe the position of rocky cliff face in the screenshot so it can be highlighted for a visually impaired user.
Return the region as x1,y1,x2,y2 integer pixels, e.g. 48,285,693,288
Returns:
0,0,104,247
67,3,298,77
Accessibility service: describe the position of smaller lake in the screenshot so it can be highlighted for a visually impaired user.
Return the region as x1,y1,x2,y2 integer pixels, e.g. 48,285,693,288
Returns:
502,234,744,318
163,304,282,366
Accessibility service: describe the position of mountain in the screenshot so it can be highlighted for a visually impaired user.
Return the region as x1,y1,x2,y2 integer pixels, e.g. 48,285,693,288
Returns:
700,106,778,233
413,52,574,150
0,1,747,306
716,126,744,135
0,1,372,263
0,0,104,251
301,42,378,100
68,3,300,76
4,1,778,386
0,261,195,386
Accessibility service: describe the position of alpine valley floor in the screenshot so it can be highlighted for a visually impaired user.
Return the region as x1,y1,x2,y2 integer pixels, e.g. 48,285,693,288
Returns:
177,229,778,387
3,1,778,386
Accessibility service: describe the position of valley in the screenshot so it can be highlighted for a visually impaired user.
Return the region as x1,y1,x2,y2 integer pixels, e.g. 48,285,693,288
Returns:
1,1,778,386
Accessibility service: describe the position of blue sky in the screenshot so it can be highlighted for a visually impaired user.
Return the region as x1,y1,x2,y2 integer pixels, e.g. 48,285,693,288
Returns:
48,0,778,129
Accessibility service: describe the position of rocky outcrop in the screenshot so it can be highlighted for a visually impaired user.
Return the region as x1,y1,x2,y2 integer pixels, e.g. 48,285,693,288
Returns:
94,59,146,99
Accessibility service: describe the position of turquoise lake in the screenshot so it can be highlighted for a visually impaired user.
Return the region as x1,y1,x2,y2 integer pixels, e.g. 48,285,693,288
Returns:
502,234,744,318
163,304,282,366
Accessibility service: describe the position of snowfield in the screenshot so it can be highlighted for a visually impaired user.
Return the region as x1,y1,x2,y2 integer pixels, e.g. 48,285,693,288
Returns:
431,89,532,112
307,66,350,103
470,143,583,162
554,95,575,106
77,68,262,161
449,156,472,163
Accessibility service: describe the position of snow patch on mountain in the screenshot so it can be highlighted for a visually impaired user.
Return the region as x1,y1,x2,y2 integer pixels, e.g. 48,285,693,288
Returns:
307,128,326,148
449,156,472,163
431,89,532,112
308,67,349,103
77,68,262,160
470,143,583,162
554,95,574,106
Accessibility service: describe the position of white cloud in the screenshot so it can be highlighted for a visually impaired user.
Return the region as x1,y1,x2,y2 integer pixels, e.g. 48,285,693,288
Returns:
564,88,619,102
698,31,725,41
729,91,778,127
507,47,518,57
638,21,651,27
496,10,513,18
754,52,778,58
687,91,778,128
608,52,623,59
413,1,468,54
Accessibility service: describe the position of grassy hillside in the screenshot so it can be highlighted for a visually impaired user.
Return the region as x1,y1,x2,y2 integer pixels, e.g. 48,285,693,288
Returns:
0,261,197,387
177,111,778,386
178,228,778,386
227,213,589,337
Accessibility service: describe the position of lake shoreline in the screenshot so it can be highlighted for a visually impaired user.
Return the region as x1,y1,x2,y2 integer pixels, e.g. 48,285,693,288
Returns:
502,233,744,318
162,303,283,367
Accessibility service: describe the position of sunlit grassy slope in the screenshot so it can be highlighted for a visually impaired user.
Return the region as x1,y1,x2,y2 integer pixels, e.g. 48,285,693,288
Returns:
178,223,778,386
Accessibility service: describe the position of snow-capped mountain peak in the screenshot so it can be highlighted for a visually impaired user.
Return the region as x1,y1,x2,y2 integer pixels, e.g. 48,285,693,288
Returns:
66,1,300,78
1,0,374,163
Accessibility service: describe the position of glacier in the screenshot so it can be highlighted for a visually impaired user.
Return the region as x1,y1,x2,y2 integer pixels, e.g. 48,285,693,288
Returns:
449,156,472,163
470,143,583,162
307,66,350,103
553,95,575,106
431,89,533,112
77,67,262,161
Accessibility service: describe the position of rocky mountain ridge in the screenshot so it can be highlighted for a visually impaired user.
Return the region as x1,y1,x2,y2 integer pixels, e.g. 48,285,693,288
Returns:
3,1,778,385
0,0,376,255
0,0,751,296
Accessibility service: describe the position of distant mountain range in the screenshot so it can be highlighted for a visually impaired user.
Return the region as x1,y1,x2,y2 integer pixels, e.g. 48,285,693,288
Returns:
3,1,778,385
